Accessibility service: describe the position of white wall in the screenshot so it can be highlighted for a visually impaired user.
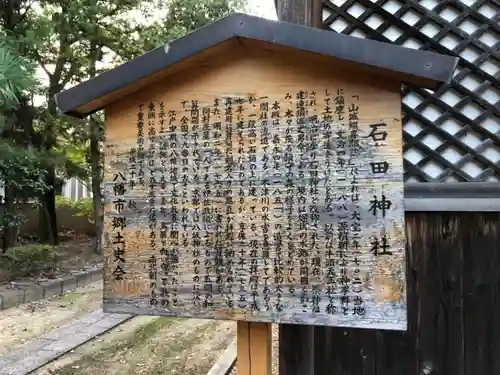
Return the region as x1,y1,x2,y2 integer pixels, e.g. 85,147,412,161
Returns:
0,177,92,203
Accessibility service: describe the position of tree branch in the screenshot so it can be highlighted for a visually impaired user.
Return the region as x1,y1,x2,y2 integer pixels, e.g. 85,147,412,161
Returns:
31,49,53,79
17,0,37,25
52,3,71,85
60,62,79,87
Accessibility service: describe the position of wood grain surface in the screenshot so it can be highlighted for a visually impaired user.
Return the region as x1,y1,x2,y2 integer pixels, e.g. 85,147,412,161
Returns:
102,46,407,331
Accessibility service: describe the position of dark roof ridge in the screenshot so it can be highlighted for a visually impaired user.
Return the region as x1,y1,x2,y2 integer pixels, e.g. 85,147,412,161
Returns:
55,12,458,118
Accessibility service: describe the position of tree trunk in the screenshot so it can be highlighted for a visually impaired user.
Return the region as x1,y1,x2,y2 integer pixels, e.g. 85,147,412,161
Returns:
88,37,104,253
39,93,59,245
1,183,16,253
39,168,58,245
90,117,103,252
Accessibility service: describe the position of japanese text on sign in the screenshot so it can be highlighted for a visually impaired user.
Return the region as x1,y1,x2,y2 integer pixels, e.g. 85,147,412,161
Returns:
103,89,406,330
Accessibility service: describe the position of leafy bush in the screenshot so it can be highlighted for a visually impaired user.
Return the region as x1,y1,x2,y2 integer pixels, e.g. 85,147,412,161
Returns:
0,210,26,231
55,195,94,223
0,244,60,278
54,195,75,208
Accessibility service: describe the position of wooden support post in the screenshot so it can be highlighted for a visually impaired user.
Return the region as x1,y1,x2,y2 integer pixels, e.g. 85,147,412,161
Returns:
276,0,323,28
237,322,272,375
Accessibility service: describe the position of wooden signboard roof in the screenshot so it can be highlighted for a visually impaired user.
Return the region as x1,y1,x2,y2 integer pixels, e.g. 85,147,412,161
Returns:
55,13,458,118
54,13,459,332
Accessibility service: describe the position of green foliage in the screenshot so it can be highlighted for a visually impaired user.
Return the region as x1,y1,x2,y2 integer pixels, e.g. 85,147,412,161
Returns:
165,0,246,37
0,35,48,244
0,244,59,278
53,141,91,181
55,196,94,223
137,0,247,51
0,211,26,233
0,37,38,111
0,141,49,195
0,0,248,246
0,36,40,180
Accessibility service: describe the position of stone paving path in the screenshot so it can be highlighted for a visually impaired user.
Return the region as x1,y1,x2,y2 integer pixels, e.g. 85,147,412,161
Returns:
0,310,133,375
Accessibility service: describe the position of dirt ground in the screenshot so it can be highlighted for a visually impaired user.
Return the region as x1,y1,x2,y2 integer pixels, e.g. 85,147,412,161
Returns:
55,236,102,275
0,236,101,283
1,278,239,375
0,273,278,375
35,316,236,375
1,236,281,374
0,280,103,355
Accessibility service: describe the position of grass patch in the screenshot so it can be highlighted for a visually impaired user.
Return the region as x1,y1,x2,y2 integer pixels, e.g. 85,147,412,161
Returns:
57,288,98,304
181,334,235,375
180,326,234,375
57,292,82,304
49,319,231,375
127,317,179,348
144,320,222,375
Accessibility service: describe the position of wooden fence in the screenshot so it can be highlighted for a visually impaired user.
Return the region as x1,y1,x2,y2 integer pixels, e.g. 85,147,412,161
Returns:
309,211,500,375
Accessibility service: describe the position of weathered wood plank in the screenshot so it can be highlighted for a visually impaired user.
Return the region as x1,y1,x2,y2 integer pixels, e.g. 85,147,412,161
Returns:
279,324,314,375
275,4,324,375
463,214,491,375
237,322,272,375
102,44,407,330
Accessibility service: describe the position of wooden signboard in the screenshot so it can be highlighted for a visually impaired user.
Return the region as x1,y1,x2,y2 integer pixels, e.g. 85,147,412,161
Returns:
102,69,407,330
55,14,457,335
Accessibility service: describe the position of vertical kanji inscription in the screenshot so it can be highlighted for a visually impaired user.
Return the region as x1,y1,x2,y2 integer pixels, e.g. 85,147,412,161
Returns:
104,85,405,330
